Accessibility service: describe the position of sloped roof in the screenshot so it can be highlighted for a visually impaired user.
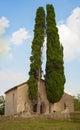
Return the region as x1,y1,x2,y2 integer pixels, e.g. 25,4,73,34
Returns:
5,80,73,98
5,82,27,94
5,79,45,94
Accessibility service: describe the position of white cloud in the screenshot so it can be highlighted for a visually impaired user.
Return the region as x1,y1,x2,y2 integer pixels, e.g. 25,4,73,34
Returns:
0,39,12,61
0,70,27,93
8,53,14,60
0,70,26,82
0,16,10,35
58,7,80,62
0,39,11,53
11,28,31,45
42,37,47,51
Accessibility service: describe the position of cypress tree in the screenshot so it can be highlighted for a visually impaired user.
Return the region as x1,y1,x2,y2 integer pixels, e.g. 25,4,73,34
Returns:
45,4,65,104
28,7,45,101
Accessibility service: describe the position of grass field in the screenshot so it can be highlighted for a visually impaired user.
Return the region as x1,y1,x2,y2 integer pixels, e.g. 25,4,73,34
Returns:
0,119,80,130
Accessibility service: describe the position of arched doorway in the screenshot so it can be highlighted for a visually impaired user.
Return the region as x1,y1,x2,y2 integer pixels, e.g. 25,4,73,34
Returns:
33,104,37,112
40,103,46,114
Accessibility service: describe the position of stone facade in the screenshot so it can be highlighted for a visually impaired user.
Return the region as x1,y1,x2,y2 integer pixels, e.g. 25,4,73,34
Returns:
5,87,17,115
54,93,74,113
5,80,74,115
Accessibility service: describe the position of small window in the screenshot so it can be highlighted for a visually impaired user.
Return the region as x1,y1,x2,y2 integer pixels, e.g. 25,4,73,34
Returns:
64,103,66,109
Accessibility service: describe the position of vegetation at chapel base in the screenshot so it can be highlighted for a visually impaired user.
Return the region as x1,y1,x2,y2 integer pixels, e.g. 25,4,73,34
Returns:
45,4,65,103
28,7,45,101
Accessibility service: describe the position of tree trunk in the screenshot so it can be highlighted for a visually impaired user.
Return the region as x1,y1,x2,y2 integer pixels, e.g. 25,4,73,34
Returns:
37,68,41,114
49,102,53,113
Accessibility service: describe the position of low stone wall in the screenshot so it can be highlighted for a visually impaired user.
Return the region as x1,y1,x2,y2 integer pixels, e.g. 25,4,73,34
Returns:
20,111,80,120
47,112,70,120
21,112,70,120
0,112,80,121
70,112,80,120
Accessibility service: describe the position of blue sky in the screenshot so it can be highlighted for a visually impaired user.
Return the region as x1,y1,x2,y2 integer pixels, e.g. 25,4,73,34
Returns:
0,0,80,96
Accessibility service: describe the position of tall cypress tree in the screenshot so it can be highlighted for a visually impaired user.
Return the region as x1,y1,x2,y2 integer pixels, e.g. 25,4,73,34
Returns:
45,4,65,104
28,7,45,101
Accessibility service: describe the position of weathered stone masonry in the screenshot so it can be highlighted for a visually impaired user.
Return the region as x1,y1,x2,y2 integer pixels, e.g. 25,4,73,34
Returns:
5,80,74,115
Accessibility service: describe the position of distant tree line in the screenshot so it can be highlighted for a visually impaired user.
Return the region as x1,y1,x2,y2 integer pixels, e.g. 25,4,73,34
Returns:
74,95,80,111
0,95,5,115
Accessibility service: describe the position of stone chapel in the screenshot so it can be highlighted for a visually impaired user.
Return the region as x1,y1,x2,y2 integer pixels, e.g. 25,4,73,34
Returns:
5,80,74,115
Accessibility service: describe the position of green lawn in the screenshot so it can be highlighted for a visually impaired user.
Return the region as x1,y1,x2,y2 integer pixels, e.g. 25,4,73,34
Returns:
0,119,80,130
